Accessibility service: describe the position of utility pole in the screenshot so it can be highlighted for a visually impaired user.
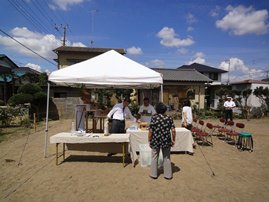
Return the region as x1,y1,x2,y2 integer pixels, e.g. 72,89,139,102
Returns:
225,59,230,85
55,24,68,46
89,9,98,46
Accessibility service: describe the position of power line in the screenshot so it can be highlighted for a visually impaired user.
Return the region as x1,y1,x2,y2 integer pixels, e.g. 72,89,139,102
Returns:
55,24,68,46
31,0,61,37
8,0,46,34
0,28,57,66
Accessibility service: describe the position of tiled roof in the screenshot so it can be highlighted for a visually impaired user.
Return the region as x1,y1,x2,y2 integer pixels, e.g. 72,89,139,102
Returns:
13,67,41,75
152,68,212,82
53,46,126,54
0,54,19,69
231,79,269,85
178,63,227,73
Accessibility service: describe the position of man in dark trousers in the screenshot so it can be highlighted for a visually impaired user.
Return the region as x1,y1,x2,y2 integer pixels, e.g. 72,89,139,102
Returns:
224,96,236,124
107,97,136,133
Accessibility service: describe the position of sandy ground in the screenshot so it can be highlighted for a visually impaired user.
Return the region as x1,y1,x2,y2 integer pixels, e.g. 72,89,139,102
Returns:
0,117,269,202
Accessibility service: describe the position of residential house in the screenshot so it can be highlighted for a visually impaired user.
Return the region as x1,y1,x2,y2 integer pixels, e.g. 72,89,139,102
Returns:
0,55,43,104
53,46,125,69
0,54,19,103
178,63,227,109
144,68,212,110
231,79,269,108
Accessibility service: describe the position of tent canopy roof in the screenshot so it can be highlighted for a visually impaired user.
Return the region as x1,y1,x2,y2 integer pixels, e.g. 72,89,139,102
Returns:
49,50,162,89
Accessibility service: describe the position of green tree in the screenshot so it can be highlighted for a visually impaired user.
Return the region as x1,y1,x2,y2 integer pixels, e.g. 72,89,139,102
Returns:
215,87,231,111
7,83,47,120
253,86,269,116
115,89,133,101
242,89,252,120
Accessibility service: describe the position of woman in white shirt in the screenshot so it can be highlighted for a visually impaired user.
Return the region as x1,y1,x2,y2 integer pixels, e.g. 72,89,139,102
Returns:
181,99,193,130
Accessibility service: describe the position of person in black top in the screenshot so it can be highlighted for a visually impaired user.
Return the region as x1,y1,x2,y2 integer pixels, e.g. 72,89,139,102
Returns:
148,102,176,180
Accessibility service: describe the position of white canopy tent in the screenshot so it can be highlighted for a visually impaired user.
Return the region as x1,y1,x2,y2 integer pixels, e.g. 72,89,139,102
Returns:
45,50,163,157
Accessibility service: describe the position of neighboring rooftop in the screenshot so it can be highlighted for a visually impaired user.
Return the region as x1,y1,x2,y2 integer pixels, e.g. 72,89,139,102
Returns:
152,68,212,82
13,67,41,75
53,46,126,54
178,63,227,73
231,79,269,85
0,54,19,73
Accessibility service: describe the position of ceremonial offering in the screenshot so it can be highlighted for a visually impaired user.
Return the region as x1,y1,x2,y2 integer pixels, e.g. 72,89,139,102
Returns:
140,122,148,130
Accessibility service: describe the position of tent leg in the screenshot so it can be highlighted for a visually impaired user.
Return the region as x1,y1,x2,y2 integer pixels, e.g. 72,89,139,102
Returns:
44,82,50,158
160,84,163,102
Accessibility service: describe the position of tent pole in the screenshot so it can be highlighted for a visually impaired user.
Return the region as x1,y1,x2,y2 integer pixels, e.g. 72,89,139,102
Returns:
160,84,163,102
44,82,50,158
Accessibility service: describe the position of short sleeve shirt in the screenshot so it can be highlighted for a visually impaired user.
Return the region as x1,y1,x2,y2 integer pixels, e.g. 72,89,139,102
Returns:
138,104,156,123
149,114,175,149
224,100,236,109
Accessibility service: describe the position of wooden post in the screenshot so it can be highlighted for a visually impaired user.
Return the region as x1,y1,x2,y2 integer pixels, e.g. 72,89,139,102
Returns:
34,113,36,132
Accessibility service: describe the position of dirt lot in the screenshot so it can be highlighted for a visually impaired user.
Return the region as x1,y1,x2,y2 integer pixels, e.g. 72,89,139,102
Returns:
0,117,269,202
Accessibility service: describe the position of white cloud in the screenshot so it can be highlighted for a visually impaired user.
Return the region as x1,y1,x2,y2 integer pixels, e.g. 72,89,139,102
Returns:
216,5,269,35
0,27,86,60
219,58,248,72
45,69,51,75
0,27,60,59
210,6,221,17
187,26,194,32
188,52,206,64
145,59,165,68
218,57,265,82
69,42,87,47
127,46,143,55
157,27,194,47
186,13,197,24
49,0,86,11
25,63,42,72
177,48,188,55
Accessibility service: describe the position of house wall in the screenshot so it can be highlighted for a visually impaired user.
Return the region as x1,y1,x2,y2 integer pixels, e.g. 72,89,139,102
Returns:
58,52,100,69
232,83,269,108
249,84,269,107
154,84,205,110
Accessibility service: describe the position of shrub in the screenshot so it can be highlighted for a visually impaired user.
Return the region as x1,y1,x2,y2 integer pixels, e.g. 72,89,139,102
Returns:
8,94,33,106
17,83,42,94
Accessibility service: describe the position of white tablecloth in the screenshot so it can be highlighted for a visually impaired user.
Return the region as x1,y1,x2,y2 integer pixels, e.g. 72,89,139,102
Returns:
50,132,129,153
50,132,129,143
127,127,194,162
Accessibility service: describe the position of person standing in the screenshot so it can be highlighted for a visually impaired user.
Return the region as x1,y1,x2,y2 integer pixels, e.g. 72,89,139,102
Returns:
148,102,176,180
138,97,156,124
107,97,136,133
224,96,236,124
181,99,193,130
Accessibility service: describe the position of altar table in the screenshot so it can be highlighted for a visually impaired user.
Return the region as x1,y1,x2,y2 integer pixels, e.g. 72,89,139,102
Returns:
50,132,129,166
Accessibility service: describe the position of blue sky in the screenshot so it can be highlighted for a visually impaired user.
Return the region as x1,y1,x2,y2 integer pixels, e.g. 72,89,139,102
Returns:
0,0,269,83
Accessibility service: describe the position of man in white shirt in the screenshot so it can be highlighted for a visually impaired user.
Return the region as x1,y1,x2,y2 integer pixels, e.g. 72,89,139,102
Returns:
138,97,156,124
107,97,136,133
224,96,236,124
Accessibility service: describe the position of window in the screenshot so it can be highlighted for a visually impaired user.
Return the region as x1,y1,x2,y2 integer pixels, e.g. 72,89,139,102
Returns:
54,92,67,98
209,73,218,81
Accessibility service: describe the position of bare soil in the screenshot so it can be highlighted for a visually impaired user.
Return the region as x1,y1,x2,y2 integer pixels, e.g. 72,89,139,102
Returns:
0,117,269,202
